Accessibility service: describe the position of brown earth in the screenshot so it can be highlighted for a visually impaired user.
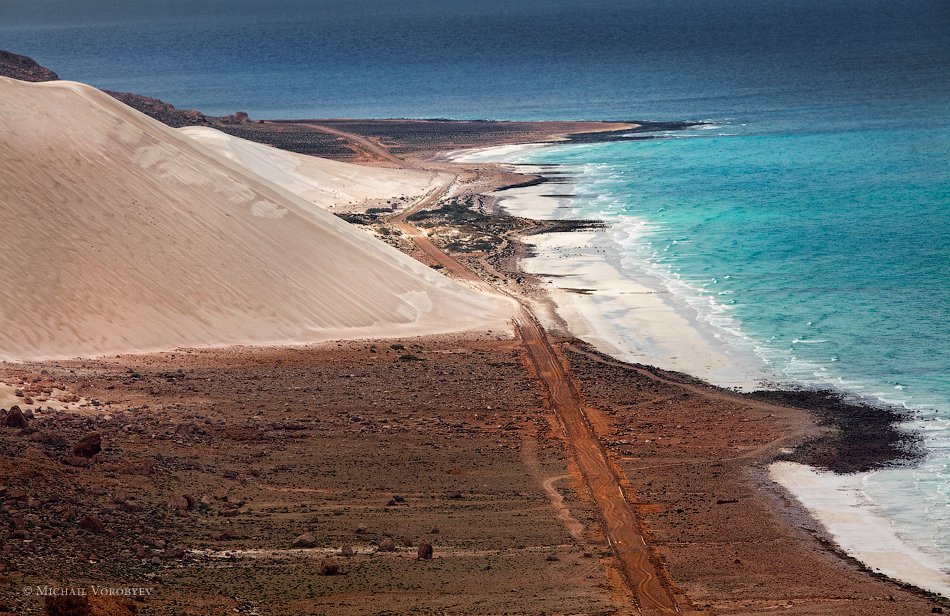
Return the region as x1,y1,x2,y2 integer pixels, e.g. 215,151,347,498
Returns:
0,337,622,615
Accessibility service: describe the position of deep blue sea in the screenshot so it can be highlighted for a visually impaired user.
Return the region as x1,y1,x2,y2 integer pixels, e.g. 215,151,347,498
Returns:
3,0,949,583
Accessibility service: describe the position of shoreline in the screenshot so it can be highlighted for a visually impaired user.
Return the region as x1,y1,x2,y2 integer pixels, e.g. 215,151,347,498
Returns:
450,140,949,600
451,148,765,390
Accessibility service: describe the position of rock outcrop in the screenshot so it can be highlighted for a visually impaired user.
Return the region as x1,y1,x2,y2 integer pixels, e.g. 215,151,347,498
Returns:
0,50,59,82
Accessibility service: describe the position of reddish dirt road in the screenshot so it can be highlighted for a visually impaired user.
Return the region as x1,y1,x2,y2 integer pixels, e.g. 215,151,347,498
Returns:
304,122,405,164
514,313,678,615
388,169,679,614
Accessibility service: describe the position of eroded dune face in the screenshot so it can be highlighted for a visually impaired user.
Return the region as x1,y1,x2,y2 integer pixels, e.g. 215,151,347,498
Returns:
0,77,512,360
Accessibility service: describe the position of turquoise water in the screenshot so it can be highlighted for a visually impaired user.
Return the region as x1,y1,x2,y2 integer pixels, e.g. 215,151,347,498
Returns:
521,126,950,410
512,119,950,570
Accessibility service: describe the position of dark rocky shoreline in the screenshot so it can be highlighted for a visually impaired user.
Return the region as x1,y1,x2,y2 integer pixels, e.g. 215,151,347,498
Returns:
749,388,921,474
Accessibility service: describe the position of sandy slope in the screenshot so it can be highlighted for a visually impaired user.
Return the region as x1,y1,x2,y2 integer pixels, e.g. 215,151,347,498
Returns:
0,77,513,361
179,126,443,213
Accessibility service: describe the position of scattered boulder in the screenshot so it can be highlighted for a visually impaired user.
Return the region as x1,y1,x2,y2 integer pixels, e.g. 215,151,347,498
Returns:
121,500,144,513
318,558,341,576
171,494,196,512
377,537,396,552
2,406,27,429
417,542,433,560
291,531,318,548
77,515,105,534
44,594,90,616
62,455,91,468
209,529,241,540
220,111,251,125
72,432,101,458
545,553,559,561
340,545,354,557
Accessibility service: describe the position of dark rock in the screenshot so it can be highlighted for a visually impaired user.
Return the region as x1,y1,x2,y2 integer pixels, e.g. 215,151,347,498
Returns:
340,545,354,557
62,455,91,468
77,515,105,534
72,432,101,458
319,558,341,576
167,494,193,511
121,501,144,513
104,90,209,128
2,406,27,429
220,111,252,125
209,529,241,540
417,542,433,560
0,50,59,82
320,558,340,575
377,537,396,552
291,531,318,548
44,594,90,616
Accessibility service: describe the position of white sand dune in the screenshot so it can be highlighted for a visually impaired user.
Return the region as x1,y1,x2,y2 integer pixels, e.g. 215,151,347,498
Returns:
0,77,513,361
180,126,443,213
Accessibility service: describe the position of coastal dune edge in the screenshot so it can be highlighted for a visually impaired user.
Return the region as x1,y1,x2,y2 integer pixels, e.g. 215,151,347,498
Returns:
0,77,514,362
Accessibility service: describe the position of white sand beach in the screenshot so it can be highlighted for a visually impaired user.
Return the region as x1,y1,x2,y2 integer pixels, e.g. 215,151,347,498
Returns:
455,148,762,389
770,461,950,598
